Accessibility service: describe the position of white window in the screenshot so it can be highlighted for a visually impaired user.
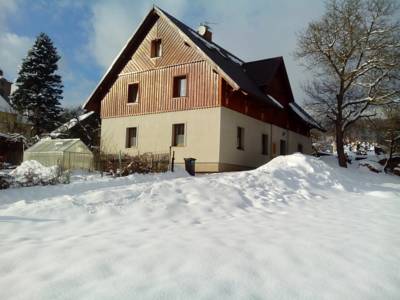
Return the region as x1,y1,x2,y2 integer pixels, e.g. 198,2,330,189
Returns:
151,39,162,58
173,75,187,97
172,123,185,147
237,127,244,150
127,83,139,103
262,134,268,155
126,127,137,148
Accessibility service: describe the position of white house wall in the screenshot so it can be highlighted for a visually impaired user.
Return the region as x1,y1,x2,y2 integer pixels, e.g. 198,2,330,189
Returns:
101,107,222,172
101,106,312,172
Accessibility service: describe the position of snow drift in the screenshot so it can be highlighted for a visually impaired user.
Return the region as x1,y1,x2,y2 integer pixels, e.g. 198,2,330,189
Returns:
0,154,399,299
9,160,61,186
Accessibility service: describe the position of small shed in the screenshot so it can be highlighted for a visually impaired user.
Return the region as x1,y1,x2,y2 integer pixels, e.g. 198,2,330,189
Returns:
24,138,93,171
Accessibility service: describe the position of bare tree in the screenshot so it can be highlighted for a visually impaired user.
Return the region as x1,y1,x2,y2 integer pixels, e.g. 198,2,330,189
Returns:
380,104,400,172
295,0,400,167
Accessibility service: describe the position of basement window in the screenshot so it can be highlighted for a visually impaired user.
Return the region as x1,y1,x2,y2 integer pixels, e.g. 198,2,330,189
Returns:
151,39,162,58
173,75,187,97
127,83,139,103
237,127,244,150
172,123,185,147
126,127,137,148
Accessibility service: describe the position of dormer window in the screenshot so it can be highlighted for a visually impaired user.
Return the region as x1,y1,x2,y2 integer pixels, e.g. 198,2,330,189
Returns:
151,39,162,58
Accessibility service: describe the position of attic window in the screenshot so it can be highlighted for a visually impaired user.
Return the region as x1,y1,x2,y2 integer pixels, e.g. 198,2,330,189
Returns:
127,83,139,103
184,41,190,47
173,75,187,97
151,39,162,58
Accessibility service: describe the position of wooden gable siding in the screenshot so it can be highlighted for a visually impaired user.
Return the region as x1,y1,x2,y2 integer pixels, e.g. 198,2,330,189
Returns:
121,17,203,74
221,80,310,136
101,61,220,118
100,15,221,119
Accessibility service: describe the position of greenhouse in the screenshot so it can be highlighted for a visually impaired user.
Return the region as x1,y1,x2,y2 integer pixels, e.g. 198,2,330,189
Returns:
23,138,93,171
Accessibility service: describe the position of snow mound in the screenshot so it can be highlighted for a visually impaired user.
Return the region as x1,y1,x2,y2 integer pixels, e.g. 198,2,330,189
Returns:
10,160,60,186
1,154,400,299
255,153,344,190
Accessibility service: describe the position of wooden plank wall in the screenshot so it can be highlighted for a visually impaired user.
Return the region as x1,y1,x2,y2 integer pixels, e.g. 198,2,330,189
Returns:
101,16,220,118
101,61,219,118
121,17,203,74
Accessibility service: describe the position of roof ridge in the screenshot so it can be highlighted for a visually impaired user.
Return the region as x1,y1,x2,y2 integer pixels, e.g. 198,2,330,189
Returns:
155,7,244,64
244,56,283,65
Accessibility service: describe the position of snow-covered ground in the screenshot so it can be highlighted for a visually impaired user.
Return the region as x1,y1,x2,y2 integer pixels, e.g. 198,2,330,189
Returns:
0,154,399,299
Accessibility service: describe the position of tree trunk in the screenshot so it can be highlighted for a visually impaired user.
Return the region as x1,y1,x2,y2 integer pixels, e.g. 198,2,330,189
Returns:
336,93,347,168
384,135,394,173
336,123,347,168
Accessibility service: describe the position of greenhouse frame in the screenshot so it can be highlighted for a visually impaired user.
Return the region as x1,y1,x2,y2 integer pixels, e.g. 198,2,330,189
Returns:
23,139,93,171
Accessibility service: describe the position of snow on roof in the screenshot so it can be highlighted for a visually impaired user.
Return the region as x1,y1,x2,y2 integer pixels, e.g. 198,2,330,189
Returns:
0,94,13,112
289,102,325,131
0,132,26,142
25,138,83,153
266,94,284,109
50,111,94,138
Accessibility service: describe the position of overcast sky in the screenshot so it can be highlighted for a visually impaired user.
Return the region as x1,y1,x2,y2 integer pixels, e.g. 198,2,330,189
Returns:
0,0,325,107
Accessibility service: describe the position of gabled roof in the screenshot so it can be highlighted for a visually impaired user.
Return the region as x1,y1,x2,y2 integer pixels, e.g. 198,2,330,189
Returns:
83,6,282,111
243,57,282,86
26,138,85,153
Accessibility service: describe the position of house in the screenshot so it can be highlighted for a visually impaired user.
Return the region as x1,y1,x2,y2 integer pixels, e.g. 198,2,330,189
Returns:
0,70,15,133
83,7,323,172
0,70,31,138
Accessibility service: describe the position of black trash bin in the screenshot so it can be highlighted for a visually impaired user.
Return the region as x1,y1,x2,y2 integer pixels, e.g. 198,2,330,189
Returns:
184,158,196,176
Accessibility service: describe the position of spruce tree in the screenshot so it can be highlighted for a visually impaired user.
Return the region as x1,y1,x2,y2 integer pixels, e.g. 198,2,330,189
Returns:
12,33,63,135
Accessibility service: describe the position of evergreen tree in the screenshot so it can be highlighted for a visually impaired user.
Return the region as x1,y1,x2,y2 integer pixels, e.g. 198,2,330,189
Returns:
11,33,63,135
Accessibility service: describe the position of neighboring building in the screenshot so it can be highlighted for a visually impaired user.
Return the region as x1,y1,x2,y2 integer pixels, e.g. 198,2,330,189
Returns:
0,70,16,133
83,7,323,172
0,70,31,138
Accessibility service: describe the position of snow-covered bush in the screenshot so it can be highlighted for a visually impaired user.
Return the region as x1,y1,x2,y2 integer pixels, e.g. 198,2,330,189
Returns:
9,160,70,187
0,174,13,189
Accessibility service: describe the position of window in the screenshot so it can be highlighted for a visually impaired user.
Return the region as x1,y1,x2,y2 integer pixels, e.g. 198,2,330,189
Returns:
126,127,137,148
128,83,139,103
172,123,185,147
261,134,268,155
280,139,287,155
151,39,162,58
237,127,244,150
297,143,303,153
173,75,187,97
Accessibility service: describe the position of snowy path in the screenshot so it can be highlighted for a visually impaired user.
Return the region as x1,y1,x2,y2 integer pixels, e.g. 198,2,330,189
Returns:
0,154,399,299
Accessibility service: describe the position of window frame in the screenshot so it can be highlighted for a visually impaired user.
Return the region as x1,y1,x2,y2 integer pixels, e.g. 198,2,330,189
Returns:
126,127,138,148
150,39,162,58
237,126,244,150
127,83,139,104
261,134,268,155
172,123,186,147
173,75,188,98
